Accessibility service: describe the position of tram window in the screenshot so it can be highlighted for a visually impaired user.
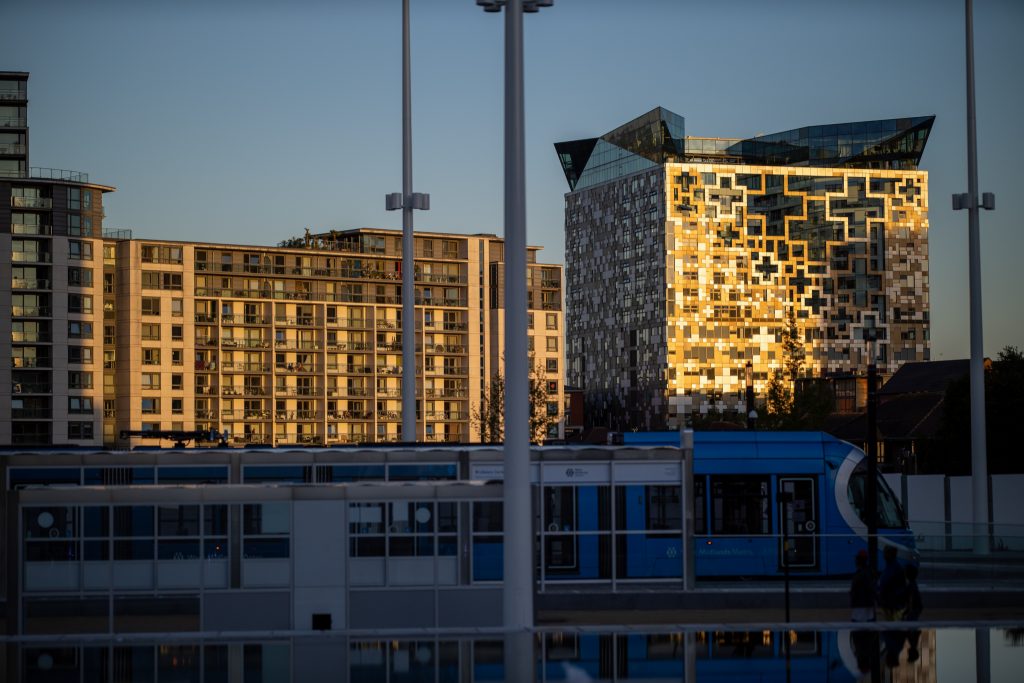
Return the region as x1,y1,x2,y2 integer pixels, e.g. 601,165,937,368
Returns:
243,465,311,483
710,476,770,535
694,478,707,534
545,487,576,532
9,467,80,489
328,464,385,482
473,502,503,532
646,486,682,530
157,466,228,485
388,463,457,481
847,462,907,529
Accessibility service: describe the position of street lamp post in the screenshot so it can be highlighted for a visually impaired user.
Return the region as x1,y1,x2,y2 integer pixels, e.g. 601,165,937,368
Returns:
865,329,879,574
386,0,430,445
476,0,553,632
952,0,996,555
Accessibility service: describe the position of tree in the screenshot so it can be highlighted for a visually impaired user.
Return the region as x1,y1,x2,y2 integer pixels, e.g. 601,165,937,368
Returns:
781,308,806,382
475,371,505,444
937,345,1024,474
762,370,794,429
473,355,558,444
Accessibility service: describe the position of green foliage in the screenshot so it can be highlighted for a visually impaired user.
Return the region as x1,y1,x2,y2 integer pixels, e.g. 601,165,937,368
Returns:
473,355,557,444
781,309,806,382
762,370,794,429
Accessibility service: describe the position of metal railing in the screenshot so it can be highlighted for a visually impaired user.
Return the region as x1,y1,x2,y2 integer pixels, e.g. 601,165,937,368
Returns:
30,167,89,182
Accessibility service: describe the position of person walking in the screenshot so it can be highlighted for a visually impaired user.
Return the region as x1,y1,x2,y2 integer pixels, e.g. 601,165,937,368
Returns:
877,545,907,621
850,549,876,622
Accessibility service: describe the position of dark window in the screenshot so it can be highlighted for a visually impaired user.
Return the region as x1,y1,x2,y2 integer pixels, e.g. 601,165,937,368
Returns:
710,476,770,535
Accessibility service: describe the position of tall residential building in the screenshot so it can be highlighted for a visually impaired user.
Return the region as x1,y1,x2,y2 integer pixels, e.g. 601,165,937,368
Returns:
557,107,932,430
1,72,565,447
2,71,115,446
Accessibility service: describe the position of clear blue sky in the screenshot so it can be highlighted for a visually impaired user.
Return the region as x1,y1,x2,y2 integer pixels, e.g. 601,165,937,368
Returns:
4,0,1021,360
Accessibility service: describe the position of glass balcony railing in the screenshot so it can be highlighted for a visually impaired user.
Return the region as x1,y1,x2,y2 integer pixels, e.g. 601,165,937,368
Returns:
11,196,50,208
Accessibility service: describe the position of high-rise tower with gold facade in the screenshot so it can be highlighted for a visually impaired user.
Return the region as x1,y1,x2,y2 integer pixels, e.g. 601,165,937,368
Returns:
558,108,932,429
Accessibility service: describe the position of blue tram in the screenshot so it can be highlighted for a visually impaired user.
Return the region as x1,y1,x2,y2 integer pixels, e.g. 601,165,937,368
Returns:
625,431,914,577
4,431,912,582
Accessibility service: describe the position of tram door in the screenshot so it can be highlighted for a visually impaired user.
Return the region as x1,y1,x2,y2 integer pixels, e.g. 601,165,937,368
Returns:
778,477,818,570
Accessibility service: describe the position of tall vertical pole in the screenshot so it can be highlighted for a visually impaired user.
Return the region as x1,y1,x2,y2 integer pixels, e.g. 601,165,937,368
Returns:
400,0,417,443
965,0,989,554
503,0,533,631
866,340,879,574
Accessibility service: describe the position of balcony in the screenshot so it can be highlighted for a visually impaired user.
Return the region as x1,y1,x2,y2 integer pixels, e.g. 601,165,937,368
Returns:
275,411,321,421
12,358,51,369
13,383,52,394
12,279,50,290
0,89,27,102
0,118,26,128
12,252,51,263
12,306,51,317
11,196,51,209
29,167,89,182
376,410,402,421
11,224,53,236
274,386,322,397
424,388,468,399
11,333,51,343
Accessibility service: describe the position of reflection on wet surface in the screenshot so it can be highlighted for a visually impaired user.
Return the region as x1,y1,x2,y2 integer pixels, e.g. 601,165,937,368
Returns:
10,627,1024,682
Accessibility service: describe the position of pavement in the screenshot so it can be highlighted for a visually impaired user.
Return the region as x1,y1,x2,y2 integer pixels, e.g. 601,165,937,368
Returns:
535,578,1024,626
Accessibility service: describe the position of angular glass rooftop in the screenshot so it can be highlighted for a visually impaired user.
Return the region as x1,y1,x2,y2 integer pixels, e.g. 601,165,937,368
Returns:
555,107,934,191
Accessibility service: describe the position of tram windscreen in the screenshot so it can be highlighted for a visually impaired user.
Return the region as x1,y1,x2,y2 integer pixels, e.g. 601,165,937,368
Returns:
847,461,907,529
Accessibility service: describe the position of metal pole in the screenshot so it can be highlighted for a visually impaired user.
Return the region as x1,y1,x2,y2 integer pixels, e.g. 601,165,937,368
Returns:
401,0,418,443
503,0,533,631
781,490,792,623
965,0,990,555
866,344,879,574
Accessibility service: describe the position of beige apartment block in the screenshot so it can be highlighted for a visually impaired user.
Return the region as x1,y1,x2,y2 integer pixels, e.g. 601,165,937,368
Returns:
106,229,563,448
1,72,564,448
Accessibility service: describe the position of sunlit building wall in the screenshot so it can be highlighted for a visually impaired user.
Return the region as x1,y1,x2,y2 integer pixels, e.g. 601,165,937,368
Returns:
559,108,931,429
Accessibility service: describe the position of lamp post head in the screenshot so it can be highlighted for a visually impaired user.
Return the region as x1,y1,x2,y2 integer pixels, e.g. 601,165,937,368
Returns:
477,0,553,12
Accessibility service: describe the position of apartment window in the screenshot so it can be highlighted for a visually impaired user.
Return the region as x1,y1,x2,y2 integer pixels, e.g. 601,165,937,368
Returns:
171,325,183,342
142,349,161,366
170,298,183,317
68,372,93,389
546,337,559,352
142,373,161,390
68,321,93,339
103,325,115,345
171,349,183,366
527,313,534,329
546,380,558,395
69,397,94,414
545,358,558,374
103,243,116,261
171,398,183,415
142,324,161,341
546,313,558,330
69,187,81,210
141,245,183,264
68,294,93,314
68,267,93,287
528,337,535,352
103,273,114,293
142,272,183,290
546,401,559,417
68,422,94,440
141,398,160,414
141,422,161,433
141,298,161,316
82,190,92,210
68,240,92,261
243,503,290,558
171,374,183,391
68,346,93,365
